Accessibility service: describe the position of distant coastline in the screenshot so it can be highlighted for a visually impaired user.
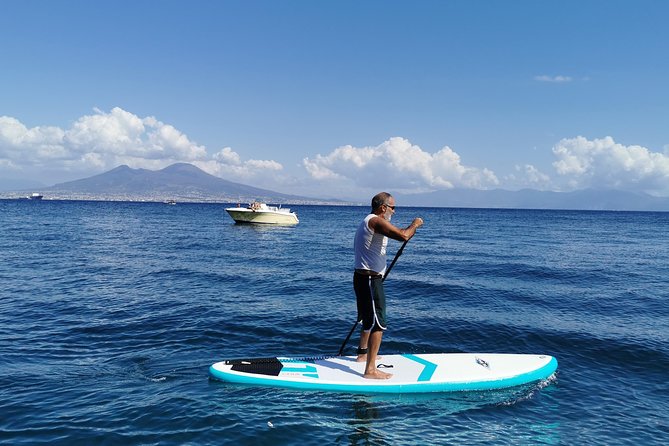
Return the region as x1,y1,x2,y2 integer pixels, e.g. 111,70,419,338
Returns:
3,192,669,212
2,163,668,211
0,192,358,206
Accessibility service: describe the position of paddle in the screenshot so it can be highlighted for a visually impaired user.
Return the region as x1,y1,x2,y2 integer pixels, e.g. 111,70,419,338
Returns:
337,239,409,356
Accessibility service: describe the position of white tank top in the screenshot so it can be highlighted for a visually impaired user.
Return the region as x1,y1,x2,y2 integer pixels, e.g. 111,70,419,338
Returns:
354,214,388,274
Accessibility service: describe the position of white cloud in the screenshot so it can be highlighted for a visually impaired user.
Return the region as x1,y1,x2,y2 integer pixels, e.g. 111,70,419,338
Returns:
552,136,669,195
303,137,499,193
0,108,283,185
246,159,282,171
5,108,669,199
504,164,552,190
200,148,284,181
213,147,242,165
0,116,66,164
534,75,573,83
64,107,208,163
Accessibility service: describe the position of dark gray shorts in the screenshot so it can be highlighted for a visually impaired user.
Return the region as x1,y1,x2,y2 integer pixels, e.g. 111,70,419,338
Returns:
353,272,387,332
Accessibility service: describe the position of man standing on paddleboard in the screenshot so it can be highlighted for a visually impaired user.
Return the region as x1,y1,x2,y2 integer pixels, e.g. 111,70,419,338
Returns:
353,192,423,379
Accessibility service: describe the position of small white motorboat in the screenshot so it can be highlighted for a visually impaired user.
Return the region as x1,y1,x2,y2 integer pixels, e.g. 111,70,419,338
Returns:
225,202,299,225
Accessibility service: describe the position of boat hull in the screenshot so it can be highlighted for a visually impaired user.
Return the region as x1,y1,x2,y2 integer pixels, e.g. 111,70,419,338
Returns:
225,208,299,225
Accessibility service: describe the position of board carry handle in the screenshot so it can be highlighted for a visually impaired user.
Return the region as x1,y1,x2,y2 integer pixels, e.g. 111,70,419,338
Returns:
337,239,409,356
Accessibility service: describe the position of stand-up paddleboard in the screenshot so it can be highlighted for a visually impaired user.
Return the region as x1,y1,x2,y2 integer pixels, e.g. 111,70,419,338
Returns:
209,353,557,394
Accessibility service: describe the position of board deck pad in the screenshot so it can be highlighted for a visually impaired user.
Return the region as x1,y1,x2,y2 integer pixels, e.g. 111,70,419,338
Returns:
209,353,558,394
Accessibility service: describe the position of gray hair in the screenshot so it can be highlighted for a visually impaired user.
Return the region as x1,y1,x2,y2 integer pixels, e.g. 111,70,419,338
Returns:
371,192,392,212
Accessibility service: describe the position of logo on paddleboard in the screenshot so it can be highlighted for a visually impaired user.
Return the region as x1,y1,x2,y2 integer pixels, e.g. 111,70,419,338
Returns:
280,363,319,379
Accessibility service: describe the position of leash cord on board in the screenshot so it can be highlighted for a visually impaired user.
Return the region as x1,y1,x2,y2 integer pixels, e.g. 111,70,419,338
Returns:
224,355,339,365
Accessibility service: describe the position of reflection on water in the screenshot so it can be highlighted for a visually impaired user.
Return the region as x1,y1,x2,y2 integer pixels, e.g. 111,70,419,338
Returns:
343,377,560,446
348,399,384,446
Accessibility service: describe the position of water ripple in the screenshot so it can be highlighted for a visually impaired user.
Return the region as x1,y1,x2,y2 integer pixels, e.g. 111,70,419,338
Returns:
1,202,668,445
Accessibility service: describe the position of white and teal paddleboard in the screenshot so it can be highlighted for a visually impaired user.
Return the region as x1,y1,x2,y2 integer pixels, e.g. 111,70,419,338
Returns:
209,353,558,394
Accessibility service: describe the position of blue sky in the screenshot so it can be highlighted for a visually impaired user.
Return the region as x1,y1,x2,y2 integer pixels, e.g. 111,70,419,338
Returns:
1,0,668,200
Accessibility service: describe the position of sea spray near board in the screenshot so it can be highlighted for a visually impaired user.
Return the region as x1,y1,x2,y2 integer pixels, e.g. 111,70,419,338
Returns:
209,353,557,394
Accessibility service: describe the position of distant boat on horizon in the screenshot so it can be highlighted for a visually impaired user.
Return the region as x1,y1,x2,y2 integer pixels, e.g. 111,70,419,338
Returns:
28,193,43,200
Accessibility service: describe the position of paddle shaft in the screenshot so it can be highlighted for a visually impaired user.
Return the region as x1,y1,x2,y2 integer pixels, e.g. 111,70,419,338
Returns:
337,239,409,356
383,239,408,281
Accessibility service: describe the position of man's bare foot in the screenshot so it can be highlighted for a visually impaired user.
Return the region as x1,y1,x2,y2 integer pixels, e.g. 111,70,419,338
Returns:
363,369,393,379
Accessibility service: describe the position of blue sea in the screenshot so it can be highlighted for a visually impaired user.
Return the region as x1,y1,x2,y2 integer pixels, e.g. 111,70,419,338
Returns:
1,199,668,445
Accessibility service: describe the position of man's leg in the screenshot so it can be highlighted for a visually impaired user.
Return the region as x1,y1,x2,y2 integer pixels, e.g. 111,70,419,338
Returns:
363,330,392,379
357,329,370,362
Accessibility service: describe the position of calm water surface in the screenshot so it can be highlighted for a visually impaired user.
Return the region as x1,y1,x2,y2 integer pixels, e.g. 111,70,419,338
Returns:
1,200,668,445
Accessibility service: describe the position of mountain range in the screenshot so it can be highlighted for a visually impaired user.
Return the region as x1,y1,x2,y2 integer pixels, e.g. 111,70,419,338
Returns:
42,163,322,203
3,163,669,210
396,188,669,211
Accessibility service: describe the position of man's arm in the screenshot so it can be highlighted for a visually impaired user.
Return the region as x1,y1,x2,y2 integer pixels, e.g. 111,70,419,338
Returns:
369,216,423,241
